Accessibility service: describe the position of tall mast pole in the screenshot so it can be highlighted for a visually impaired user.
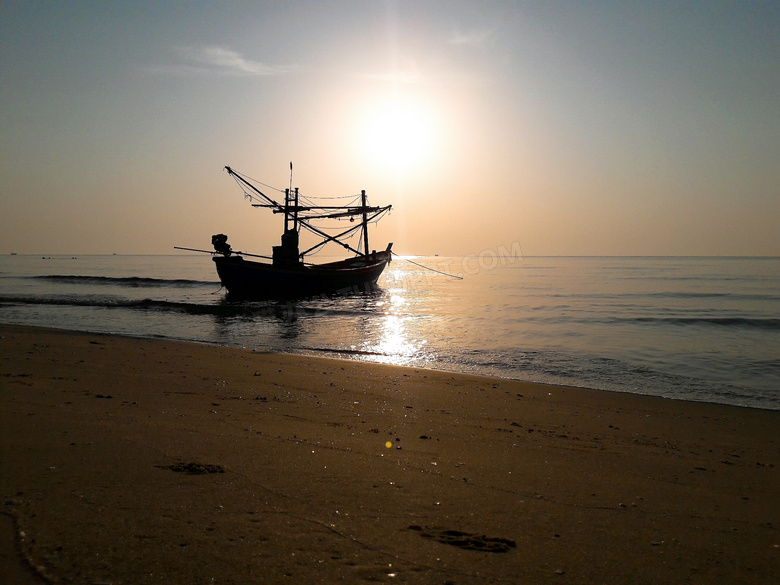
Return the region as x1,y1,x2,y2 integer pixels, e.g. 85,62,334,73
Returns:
287,161,294,233
284,188,290,232
293,187,299,232
361,189,369,256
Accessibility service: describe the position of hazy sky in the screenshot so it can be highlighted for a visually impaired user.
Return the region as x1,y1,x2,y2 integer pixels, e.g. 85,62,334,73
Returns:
2,1,778,256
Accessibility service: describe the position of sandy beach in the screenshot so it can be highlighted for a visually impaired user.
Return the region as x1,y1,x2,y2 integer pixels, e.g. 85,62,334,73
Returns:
1,323,778,584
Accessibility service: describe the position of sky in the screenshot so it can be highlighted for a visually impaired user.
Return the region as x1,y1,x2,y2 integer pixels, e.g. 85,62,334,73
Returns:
1,1,778,256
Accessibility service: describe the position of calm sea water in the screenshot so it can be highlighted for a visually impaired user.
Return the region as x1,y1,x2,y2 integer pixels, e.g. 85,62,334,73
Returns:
1,254,778,410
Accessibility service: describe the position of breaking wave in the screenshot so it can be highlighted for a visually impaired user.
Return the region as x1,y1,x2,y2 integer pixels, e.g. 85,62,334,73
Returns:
29,274,217,287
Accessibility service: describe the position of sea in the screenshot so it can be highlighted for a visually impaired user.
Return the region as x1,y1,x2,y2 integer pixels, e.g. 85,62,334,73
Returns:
1,253,778,411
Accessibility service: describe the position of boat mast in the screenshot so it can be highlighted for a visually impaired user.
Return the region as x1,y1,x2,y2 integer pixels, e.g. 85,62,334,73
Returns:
294,187,299,232
274,161,301,266
283,187,300,233
361,189,369,256
284,163,296,231
284,189,290,231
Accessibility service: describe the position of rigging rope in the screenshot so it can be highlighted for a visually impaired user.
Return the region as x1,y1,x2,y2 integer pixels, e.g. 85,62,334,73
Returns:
300,192,364,200
230,167,367,202
393,253,464,280
233,170,285,193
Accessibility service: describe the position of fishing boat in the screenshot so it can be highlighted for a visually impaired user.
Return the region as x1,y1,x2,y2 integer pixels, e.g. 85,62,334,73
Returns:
178,165,393,299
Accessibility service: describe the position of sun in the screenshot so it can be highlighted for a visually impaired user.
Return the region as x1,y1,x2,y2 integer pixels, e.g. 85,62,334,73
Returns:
359,98,436,173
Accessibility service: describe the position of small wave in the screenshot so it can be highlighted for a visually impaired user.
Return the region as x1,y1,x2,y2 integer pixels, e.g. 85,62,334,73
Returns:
30,274,218,287
626,316,780,330
646,291,779,301
299,346,391,357
0,295,387,320
0,296,262,316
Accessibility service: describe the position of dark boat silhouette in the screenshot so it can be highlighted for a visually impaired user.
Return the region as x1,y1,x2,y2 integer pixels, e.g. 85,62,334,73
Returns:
178,164,392,299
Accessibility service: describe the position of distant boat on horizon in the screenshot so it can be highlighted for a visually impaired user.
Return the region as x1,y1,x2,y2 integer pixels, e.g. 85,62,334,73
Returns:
177,164,393,299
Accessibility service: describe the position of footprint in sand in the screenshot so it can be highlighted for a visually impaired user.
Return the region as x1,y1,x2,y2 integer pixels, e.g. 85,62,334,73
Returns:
158,463,225,475
407,525,516,553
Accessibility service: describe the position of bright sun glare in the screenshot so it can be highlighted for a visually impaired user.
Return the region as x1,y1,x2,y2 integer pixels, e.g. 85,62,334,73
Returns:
360,99,435,173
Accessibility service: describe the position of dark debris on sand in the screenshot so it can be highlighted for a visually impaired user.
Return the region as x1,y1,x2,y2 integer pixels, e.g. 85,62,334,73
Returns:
159,462,225,475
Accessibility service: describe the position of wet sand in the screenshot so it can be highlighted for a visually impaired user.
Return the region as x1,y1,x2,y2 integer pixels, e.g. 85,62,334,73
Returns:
1,323,778,584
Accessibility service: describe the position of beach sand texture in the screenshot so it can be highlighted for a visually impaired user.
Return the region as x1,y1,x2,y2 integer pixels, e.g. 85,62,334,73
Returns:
1,324,778,584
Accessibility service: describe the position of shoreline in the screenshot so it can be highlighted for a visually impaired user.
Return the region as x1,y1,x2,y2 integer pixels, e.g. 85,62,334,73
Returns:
4,321,775,413
2,323,778,584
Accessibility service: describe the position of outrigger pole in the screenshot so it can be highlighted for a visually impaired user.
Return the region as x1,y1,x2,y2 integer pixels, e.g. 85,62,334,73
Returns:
174,246,274,261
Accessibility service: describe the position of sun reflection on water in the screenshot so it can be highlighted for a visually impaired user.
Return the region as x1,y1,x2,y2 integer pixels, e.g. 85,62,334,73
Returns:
357,287,430,365
371,315,419,363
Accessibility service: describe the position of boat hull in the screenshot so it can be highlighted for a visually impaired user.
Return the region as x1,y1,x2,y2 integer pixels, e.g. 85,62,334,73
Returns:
213,251,391,299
